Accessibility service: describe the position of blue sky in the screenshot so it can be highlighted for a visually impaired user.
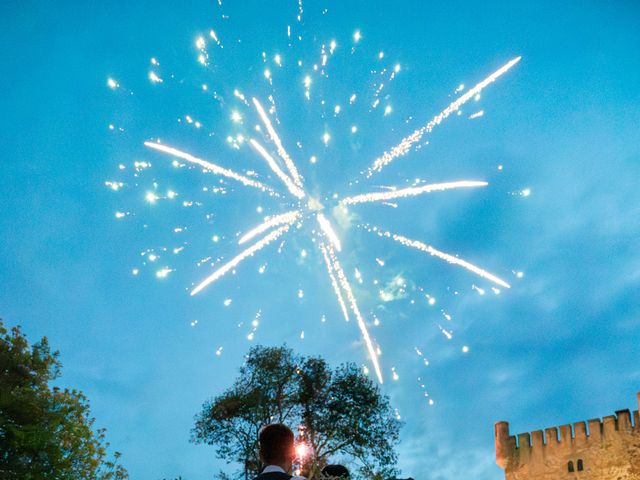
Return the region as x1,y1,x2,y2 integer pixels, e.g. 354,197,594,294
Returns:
1,1,639,479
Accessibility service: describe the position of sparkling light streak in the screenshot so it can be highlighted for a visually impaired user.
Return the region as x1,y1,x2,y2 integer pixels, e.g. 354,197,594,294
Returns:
319,242,350,323
324,242,383,383
365,56,522,177
144,141,275,194
369,227,511,289
249,139,305,199
252,97,303,188
316,213,342,252
238,210,301,245
341,181,488,205
191,224,291,296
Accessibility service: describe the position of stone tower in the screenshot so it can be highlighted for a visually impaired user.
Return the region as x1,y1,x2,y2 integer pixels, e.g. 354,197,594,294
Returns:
495,392,640,479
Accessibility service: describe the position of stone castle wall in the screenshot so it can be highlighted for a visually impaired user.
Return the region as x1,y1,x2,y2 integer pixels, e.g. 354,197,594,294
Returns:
495,392,640,479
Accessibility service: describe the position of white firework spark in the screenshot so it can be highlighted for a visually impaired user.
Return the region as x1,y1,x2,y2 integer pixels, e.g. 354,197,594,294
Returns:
238,210,301,245
316,213,342,252
191,224,292,296
365,226,511,289
341,181,488,206
365,56,521,177
319,242,350,323
144,141,275,194
249,138,306,199
252,97,303,188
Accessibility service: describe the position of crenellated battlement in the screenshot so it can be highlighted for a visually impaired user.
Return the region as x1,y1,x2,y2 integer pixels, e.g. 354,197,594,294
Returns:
495,391,640,472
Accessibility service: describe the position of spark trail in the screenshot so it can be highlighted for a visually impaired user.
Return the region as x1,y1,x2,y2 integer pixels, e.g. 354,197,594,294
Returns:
367,226,511,289
249,139,306,199
144,141,275,193
316,213,342,251
191,224,292,296
238,210,301,245
341,181,488,205
364,56,521,177
324,241,383,383
252,97,304,188
319,241,350,323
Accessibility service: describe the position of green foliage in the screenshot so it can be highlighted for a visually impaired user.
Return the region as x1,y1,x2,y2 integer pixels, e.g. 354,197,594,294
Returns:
192,345,401,480
0,319,128,480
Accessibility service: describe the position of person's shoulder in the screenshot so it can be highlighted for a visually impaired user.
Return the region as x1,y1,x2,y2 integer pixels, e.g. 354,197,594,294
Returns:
252,473,296,480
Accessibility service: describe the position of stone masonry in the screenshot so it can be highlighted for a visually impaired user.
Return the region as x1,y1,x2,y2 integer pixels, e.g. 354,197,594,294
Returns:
495,392,640,479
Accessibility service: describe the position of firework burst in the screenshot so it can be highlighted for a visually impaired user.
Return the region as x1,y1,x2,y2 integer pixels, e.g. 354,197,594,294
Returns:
142,54,520,381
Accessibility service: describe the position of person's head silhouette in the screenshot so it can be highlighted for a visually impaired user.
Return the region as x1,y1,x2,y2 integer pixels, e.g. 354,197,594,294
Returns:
321,464,349,478
258,423,296,473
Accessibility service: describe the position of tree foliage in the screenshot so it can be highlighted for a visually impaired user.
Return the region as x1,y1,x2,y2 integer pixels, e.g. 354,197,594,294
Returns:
192,346,401,480
0,318,128,479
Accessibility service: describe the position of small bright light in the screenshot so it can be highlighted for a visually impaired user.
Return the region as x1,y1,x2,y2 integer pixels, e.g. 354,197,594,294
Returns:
115,211,126,219
310,155,317,164
394,63,401,73
156,267,173,278
296,443,308,458
330,40,337,53
462,345,470,353
230,110,242,123
304,75,312,88
212,235,220,242
351,125,358,134
148,71,163,83
474,93,481,101
132,269,139,275
223,298,232,306
107,78,118,89
264,69,271,79
353,30,361,42
195,36,206,49
322,132,330,145
522,188,531,197
428,297,436,305
274,54,282,66
167,190,177,199
334,105,341,114
148,254,157,262
384,105,392,115
300,249,307,258
256,206,263,213
516,271,524,278
378,51,384,59
298,289,304,298
145,192,158,203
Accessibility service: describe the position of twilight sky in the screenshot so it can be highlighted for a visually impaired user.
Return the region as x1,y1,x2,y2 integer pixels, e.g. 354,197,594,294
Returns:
1,1,639,479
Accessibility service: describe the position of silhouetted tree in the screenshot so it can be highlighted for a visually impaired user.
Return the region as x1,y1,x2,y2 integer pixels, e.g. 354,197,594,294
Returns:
192,345,401,479
0,318,128,479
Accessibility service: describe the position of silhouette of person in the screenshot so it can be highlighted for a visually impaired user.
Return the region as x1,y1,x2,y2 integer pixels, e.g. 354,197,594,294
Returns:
253,424,306,480
321,464,350,478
